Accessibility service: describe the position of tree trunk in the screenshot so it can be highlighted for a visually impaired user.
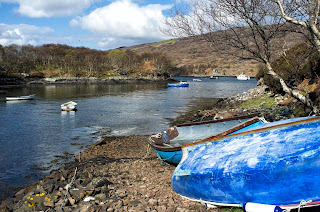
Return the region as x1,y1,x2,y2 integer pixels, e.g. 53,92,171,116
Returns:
265,61,318,114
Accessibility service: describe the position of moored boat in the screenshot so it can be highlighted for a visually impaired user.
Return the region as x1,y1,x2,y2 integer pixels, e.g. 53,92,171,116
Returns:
6,94,36,101
147,114,265,165
237,73,250,80
61,101,77,111
172,116,320,211
168,81,189,87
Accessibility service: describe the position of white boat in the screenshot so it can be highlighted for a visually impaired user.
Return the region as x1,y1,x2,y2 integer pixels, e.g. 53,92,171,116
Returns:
61,101,77,111
6,94,36,101
210,76,219,79
237,73,250,80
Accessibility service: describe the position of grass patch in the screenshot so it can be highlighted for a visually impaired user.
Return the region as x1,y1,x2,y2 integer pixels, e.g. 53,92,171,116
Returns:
152,39,177,47
240,93,276,108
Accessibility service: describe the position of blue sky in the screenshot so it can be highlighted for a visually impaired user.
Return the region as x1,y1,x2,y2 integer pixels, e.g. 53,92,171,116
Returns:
0,0,177,50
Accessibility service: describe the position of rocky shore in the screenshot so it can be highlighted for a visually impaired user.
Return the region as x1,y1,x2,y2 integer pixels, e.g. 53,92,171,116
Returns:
0,136,224,212
0,81,304,212
0,77,178,92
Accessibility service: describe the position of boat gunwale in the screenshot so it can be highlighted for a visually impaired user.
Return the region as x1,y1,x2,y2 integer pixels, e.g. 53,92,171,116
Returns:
182,116,320,148
178,194,320,210
147,114,261,152
176,113,259,127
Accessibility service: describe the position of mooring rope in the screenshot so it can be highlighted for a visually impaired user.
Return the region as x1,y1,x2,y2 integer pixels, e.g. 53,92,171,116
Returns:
59,167,77,212
297,200,313,212
143,144,151,159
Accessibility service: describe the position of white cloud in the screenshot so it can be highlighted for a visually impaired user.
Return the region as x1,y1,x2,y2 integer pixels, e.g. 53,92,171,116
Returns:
71,0,173,49
0,0,97,17
0,23,55,46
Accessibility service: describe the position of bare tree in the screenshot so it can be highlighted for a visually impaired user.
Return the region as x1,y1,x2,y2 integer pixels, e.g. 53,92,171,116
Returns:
273,0,320,55
163,0,317,114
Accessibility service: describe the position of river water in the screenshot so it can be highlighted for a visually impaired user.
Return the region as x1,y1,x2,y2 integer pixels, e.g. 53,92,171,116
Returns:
0,76,256,199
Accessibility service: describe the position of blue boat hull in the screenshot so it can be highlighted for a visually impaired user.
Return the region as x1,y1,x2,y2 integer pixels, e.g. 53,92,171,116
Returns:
152,119,263,165
153,149,182,165
168,83,189,87
172,116,320,207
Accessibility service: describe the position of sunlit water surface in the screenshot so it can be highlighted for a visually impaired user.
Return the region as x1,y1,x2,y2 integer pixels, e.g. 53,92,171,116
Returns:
0,76,256,198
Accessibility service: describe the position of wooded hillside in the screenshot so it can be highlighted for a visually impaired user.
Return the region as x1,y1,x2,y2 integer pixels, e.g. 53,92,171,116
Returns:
0,44,174,80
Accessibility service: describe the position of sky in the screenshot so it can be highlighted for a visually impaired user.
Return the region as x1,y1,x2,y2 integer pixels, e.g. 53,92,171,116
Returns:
0,0,177,50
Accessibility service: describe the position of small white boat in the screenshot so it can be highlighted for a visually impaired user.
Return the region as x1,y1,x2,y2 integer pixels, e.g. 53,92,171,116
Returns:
61,101,77,111
6,94,36,101
237,73,250,80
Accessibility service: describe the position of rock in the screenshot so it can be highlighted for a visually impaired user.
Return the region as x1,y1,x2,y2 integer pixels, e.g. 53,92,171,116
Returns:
2,135,225,212
0,206,10,212
148,198,158,206
15,189,25,196
83,196,95,202
129,200,141,206
43,200,54,207
90,177,112,188
0,199,15,211
94,193,107,201
122,199,130,205
68,197,76,206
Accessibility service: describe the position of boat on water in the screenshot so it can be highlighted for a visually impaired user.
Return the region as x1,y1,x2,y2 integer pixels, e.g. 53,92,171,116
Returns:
61,101,77,111
192,78,202,82
147,114,265,165
237,73,250,80
168,81,189,87
172,116,320,211
6,94,36,101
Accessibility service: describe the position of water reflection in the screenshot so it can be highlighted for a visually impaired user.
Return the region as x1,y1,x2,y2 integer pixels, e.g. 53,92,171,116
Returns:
0,77,257,200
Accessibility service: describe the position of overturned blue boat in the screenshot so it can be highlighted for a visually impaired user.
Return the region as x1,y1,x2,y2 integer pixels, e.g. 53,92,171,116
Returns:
147,114,264,165
172,116,320,211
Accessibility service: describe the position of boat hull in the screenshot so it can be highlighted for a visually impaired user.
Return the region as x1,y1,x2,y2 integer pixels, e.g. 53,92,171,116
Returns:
148,115,263,165
61,101,77,111
172,116,320,207
168,81,189,87
6,94,36,101
153,149,182,165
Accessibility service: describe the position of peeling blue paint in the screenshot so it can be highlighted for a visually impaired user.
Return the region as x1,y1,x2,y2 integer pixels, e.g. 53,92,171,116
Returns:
172,116,320,206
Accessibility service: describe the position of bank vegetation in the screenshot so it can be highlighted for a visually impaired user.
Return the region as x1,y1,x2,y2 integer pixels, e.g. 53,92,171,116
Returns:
0,44,177,82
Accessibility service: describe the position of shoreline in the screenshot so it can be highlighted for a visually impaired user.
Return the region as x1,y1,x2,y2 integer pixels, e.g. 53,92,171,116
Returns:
1,82,291,211
0,77,178,92
0,136,224,212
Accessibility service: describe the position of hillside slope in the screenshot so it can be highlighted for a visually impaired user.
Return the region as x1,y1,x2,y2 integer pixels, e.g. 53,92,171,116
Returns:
124,32,304,77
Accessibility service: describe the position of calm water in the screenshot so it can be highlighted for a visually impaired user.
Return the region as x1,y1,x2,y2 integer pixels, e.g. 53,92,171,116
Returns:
0,76,256,198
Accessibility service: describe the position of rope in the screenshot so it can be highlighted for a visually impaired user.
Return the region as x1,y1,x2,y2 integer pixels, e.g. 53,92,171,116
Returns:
59,167,77,212
142,144,151,159
298,200,312,212
259,117,269,123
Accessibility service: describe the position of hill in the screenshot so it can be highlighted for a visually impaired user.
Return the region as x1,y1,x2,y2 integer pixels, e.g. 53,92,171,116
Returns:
123,32,304,77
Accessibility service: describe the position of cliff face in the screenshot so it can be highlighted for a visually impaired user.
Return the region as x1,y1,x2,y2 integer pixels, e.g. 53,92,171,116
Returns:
124,32,304,77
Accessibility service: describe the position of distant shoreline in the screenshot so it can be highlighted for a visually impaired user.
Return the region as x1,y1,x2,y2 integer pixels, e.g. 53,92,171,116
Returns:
0,77,178,92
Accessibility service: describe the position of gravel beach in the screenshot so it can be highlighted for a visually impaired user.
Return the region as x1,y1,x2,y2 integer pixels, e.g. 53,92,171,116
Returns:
0,135,225,212
1,82,300,212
